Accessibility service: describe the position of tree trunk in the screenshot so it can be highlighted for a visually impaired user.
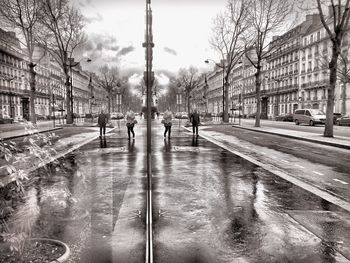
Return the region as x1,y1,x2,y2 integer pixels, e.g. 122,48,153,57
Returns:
341,82,347,115
29,63,36,124
324,47,339,137
254,67,261,127
223,81,229,123
65,74,73,124
108,90,111,115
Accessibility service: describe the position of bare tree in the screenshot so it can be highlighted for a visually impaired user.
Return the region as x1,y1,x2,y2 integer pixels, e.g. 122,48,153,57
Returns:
38,0,86,124
99,65,119,115
209,0,249,122
245,0,292,127
178,67,199,116
316,1,350,137
0,0,44,123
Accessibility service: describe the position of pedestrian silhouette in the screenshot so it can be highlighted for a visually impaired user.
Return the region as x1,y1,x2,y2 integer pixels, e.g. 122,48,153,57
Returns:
126,108,137,140
190,109,200,136
98,109,108,137
162,108,173,139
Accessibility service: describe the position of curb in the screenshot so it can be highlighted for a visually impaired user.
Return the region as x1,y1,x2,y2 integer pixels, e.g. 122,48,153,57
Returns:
1,127,63,141
231,124,350,150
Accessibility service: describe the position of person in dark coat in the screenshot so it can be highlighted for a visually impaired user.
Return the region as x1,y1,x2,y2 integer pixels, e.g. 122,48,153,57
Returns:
98,110,108,137
190,109,200,135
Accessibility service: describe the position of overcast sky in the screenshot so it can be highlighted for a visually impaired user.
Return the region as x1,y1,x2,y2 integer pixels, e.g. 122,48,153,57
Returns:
77,0,227,85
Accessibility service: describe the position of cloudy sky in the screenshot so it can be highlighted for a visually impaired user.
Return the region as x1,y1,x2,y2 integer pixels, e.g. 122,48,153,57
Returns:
77,0,227,85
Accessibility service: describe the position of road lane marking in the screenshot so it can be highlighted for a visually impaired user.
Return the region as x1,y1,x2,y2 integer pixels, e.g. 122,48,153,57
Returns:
295,164,305,168
281,160,289,163
312,171,324,176
333,179,349,185
253,136,260,139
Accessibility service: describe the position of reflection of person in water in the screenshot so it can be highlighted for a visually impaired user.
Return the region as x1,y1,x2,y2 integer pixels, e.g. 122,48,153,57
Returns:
163,135,171,152
128,137,135,152
99,136,107,148
191,135,198,147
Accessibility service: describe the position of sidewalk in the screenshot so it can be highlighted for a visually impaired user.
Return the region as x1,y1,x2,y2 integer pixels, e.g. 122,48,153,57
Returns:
231,123,350,150
197,118,350,149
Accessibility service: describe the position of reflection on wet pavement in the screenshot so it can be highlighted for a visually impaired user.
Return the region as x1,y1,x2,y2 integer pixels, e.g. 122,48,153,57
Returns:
153,122,350,263
17,128,146,263
7,120,350,263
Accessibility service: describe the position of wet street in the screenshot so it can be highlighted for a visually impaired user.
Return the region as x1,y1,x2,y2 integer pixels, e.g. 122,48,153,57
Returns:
21,119,350,263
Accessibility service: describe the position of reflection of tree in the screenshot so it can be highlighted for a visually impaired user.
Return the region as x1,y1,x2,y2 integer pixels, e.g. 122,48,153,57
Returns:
219,152,259,249
178,67,199,114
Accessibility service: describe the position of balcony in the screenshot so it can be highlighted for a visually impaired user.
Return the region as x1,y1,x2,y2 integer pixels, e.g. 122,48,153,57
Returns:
302,57,306,61
308,54,312,59
301,69,306,73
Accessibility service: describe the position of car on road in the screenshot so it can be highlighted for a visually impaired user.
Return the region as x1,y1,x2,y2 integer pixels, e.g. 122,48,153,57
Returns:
248,112,256,119
335,115,350,126
333,113,342,124
175,112,188,119
293,109,326,126
275,113,294,122
110,112,124,120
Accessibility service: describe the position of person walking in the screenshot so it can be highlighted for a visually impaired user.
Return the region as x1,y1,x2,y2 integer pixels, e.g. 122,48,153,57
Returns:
162,108,173,139
126,108,136,140
98,109,108,137
190,109,200,136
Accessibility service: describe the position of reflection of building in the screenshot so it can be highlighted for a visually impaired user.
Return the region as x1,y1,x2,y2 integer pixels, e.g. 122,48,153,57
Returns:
0,28,26,119
0,27,108,120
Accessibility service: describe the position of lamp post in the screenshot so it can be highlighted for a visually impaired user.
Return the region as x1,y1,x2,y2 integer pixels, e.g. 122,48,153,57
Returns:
205,59,226,122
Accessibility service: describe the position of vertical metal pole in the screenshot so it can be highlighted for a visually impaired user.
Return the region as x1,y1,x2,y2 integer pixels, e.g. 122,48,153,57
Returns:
145,1,153,262
222,64,225,122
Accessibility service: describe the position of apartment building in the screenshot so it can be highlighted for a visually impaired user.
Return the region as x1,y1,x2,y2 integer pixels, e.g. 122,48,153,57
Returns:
0,27,107,121
195,11,350,119
299,16,350,115
206,66,224,115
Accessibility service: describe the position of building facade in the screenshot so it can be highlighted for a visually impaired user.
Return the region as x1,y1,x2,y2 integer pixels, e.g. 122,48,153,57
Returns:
194,12,350,119
0,27,107,121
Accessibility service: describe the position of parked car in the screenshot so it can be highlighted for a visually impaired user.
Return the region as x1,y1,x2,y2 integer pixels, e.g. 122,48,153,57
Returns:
35,114,45,120
175,112,188,119
293,109,326,126
110,112,124,120
333,113,342,124
335,115,350,126
275,113,293,122
0,115,14,124
248,112,256,119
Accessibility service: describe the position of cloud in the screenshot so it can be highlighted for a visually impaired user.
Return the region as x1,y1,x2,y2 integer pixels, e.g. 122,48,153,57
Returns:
117,46,135,57
164,47,177,56
82,33,120,59
84,13,103,23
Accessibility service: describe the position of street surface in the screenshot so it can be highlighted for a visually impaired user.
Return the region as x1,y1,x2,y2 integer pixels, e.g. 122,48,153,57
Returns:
9,118,349,263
